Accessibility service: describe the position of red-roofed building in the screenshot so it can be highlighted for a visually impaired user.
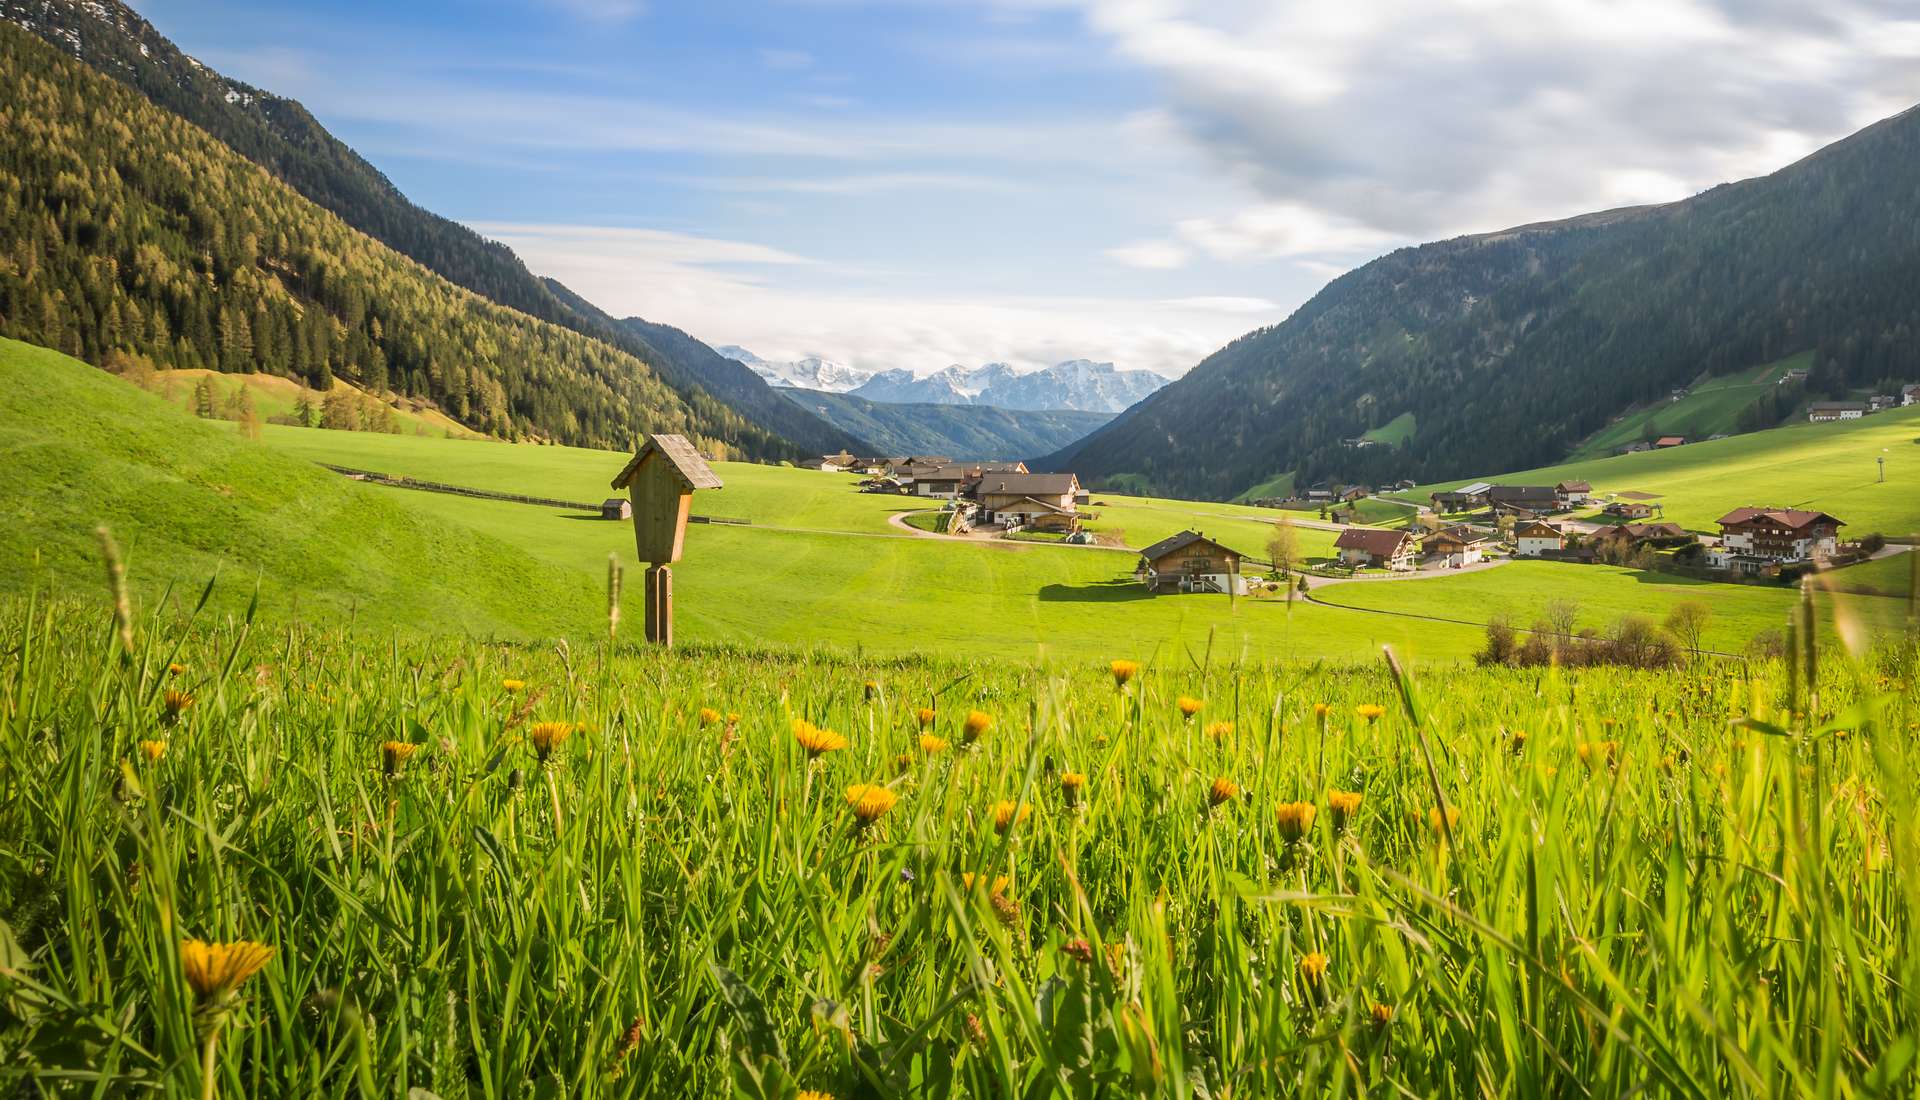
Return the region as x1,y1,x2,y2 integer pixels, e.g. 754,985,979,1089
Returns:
1710,507,1844,571
1333,527,1418,570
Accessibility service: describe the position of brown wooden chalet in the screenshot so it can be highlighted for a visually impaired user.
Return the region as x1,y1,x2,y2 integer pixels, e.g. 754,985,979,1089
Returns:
1714,507,1844,564
975,472,1081,531
1137,530,1249,595
1333,527,1417,570
1487,484,1563,516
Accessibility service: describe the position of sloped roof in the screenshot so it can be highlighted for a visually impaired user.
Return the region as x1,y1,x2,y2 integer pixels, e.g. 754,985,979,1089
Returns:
1514,520,1561,537
1716,507,1844,530
1489,484,1559,502
1139,529,1241,563
976,473,1079,496
1555,480,1591,492
1602,522,1689,540
611,434,724,491
1334,527,1413,556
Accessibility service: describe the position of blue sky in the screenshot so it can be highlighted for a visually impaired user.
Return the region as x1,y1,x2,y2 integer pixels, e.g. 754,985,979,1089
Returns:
140,0,1920,376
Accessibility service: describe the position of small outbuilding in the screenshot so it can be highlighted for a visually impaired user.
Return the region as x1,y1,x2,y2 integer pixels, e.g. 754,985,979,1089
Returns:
600,497,633,521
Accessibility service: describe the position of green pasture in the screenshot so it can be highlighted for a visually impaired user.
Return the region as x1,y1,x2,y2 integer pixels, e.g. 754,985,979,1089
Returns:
1410,404,1920,534
1569,352,1811,459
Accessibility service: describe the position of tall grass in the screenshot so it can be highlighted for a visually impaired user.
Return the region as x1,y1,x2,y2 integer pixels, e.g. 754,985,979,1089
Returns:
0,568,1915,1097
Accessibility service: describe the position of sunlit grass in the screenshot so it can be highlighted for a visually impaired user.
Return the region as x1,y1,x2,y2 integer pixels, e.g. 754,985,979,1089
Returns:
0,576,1915,1097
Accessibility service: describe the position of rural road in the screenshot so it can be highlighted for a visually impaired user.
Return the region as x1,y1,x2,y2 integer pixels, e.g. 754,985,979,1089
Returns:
885,509,1133,551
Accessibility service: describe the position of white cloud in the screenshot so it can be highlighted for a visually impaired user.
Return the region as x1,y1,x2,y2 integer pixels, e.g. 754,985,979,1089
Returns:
1071,0,1920,241
472,221,1253,376
1106,239,1190,269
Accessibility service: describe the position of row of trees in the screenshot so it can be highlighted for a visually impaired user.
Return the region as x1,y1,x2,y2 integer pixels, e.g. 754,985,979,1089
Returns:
1478,600,1714,669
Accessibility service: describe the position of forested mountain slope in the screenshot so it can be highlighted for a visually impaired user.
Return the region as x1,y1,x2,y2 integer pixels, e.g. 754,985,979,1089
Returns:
0,0,861,458
0,25,755,455
1042,105,1920,499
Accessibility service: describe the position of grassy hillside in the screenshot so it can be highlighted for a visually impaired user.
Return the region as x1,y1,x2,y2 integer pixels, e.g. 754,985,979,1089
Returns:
140,368,483,439
1408,406,1920,534
782,388,1112,461
0,24,796,459
1568,352,1808,459
0,338,600,635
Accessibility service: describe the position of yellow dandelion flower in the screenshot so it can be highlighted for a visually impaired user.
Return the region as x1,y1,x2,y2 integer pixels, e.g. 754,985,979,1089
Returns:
960,872,1011,896
161,689,193,724
1110,659,1140,687
991,799,1031,833
1276,800,1317,843
915,706,937,729
179,939,274,1000
1176,696,1204,719
796,1091,836,1100
1312,702,1331,718
1060,771,1087,807
698,707,722,726
864,679,881,701
1576,740,1620,771
501,678,526,693
793,720,848,758
1327,789,1363,832
138,739,168,763
167,662,187,676
1369,1002,1393,1026
1509,730,1528,754
845,783,899,824
528,721,575,763
1428,805,1461,836
1299,952,1329,985
919,733,949,754
380,740,419,777
962,710,993,742
1208,776,1239,806
1355,703,1387,723
1204,720,1233,741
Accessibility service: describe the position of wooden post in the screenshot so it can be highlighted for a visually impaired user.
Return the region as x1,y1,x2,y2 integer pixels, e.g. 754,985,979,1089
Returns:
644,565,672,647
610,435,721,649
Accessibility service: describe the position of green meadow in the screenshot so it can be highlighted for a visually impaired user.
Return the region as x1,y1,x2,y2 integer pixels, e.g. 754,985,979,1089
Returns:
1568,353,1809,459
1408,404,1920,534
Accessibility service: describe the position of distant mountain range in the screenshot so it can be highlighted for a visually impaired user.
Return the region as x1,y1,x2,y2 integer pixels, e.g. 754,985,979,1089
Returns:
718,346,1169,414
781,390,1111,461
1043,103,1920,499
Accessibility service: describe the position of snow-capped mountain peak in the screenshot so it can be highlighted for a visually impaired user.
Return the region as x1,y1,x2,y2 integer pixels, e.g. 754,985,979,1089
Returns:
715,345,873,393
713,344,1171,413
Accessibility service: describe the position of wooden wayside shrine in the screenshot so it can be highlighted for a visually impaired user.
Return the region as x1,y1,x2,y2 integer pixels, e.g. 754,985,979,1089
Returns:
610,434,723,646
